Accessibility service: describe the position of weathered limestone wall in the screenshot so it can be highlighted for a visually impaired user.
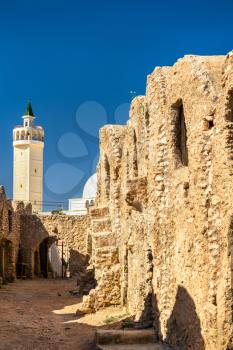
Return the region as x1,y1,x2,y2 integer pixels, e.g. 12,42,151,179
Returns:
19,213,90,277
0,186,26,282
82,53,233,350
39,214,90,274
0,184,91,281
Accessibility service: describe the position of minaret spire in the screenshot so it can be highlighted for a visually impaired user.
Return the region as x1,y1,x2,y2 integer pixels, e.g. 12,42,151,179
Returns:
25,101,34,117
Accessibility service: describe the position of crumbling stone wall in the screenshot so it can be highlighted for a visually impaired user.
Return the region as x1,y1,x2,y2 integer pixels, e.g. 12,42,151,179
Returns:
0,186,26,282
39,214,90,274
82,53,233,350
0,184,91,281
19,213,90,277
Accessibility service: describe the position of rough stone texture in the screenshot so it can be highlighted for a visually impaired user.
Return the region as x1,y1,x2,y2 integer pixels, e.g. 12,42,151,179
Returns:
0,190,91,281
19,213,90,277
0,187,29,282
82,53,233,350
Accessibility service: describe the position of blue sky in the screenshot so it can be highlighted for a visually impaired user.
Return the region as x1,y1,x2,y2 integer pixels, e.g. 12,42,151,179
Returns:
0,0,232,209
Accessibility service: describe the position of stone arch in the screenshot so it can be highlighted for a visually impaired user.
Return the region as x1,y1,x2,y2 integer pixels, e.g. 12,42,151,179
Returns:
26,130,32,140
33,237,57,278
21,130,26,140
32,130,38,141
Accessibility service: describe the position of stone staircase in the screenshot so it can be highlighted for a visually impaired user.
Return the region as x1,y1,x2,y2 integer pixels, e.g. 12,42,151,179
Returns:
96,329,173,350
80,207,121,312
90,207,118,280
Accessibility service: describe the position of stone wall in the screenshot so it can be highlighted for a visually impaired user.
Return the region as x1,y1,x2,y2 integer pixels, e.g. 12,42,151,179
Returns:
19,213,90,277
81,53,233,350
0,186,26,282
39,214,90,275
0,184,91,282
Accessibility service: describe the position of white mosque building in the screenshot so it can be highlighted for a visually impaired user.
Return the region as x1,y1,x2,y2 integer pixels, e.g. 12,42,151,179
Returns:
66,173,97,215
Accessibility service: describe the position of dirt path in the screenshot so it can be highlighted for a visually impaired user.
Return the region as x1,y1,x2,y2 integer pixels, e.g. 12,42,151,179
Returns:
0,279,96,350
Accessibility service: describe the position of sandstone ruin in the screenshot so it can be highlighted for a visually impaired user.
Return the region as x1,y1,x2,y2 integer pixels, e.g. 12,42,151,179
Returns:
80,52,233,350
0,193,90,281
2,52,233,349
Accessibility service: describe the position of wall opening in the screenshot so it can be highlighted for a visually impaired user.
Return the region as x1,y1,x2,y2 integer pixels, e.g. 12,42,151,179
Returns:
8,211,13,233
39,238,49,278
16,245,25,279
208,120,214,129
174,103,188,166
104,155,110,200
133,130,138,177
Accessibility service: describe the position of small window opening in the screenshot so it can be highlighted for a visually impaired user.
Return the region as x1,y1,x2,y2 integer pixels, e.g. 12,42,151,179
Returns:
208,120,214,129
175,103,188,166
8,210,13,232
104,155,110,200
20,184,23,189
133,130,138,176
35,169,37,174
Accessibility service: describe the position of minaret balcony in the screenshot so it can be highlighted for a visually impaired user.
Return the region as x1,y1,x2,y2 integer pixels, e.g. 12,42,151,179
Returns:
13,139,44,147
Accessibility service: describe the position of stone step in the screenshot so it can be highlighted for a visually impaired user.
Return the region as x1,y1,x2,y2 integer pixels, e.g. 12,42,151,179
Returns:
98,344,172,350
92,217,112,233
90,207,109,218
92,231,116,248
94,246,119,272
97,329,156,345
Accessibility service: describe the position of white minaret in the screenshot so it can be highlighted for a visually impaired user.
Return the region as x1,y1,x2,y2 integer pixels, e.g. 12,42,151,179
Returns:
13,102,44,212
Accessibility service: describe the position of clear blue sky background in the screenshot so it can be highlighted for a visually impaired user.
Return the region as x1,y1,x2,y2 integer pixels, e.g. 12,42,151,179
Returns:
0,0,232,209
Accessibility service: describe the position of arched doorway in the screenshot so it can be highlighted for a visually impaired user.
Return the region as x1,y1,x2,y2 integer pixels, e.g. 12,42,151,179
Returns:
33,237,57,278
33,238,49,278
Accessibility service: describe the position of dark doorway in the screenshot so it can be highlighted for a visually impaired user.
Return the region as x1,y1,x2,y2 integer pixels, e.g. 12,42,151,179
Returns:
34,251,39,276
39,238,49,278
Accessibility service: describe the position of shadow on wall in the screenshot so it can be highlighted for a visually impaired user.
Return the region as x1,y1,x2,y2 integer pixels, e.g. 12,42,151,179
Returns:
70,249,95,295
136,290,162,339
69,249,89,276
165,286,205,350
125,286,204,349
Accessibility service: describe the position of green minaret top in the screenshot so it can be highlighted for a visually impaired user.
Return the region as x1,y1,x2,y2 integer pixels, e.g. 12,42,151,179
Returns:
25,101,34,117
